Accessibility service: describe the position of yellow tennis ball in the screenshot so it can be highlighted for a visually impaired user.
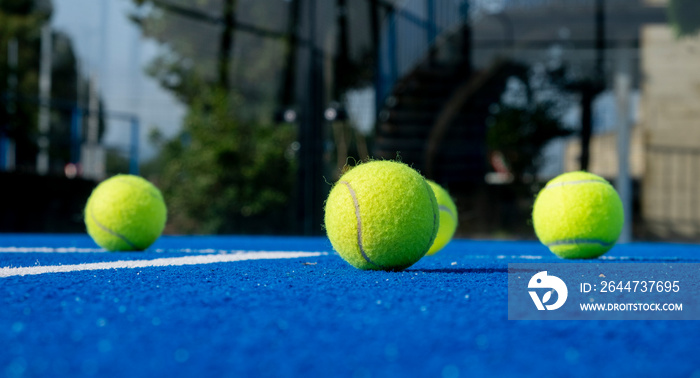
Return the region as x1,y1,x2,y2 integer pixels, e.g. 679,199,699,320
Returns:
532,171,624,259
324,161,439,271
425,180,458,255
85,174,167,251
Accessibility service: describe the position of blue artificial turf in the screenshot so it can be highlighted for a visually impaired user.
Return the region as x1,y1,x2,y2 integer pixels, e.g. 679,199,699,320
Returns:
1,235,699,377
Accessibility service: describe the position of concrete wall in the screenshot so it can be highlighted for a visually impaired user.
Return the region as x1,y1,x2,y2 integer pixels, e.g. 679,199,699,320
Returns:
640,25,700,239
564,127,645,180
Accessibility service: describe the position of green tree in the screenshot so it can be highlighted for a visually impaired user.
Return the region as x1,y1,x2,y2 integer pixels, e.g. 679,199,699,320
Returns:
131,1,301,233
146,89,297,234
130,0,287,118
487,103,571,180
668,0,700,37
486,62,573,181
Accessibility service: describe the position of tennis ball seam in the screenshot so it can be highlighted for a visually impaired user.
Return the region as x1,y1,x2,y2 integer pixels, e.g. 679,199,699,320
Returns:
438,205,456,222
88,206,139,250
533,171,624,259
544,179,608,190
339,178,438,269
539,179,618,246
545,239,616,248
340,180,386,269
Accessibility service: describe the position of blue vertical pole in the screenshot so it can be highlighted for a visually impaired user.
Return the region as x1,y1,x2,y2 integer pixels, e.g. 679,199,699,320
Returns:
130,117,139,175
427,0,436,44
70,107,82,164
375,50,382,122
460,0,469,26
0,130,6,171
371,0,380,123
459,0,471,65
387,11,398,94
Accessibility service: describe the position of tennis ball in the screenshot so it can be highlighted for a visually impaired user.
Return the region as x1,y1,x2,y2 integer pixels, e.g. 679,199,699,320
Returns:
324,161,439,271
532,171,624,259
85,174,167,251
425,180,458,255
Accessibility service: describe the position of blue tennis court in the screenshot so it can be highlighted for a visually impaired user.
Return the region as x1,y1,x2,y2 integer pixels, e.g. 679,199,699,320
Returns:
2,235,699,377
3,0,700,376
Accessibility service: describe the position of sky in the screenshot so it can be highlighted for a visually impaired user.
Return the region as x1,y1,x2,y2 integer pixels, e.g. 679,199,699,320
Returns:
51,0,185,161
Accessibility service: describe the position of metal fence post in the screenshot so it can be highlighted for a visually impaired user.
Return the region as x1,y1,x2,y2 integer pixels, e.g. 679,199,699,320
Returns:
130,117,140,176
616,48,632,243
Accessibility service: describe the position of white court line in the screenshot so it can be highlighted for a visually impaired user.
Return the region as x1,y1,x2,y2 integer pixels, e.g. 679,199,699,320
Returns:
495,255,543,260
0,251,326,278
0,247,105,253
0,247,321,254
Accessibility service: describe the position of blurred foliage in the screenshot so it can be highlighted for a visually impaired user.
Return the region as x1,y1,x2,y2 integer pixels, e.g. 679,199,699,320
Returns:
105,148,130,176
131,0,300,234
130,0,286,119
144,89,297,234
486,61,574,180
668,0,700,37
487,103,571,179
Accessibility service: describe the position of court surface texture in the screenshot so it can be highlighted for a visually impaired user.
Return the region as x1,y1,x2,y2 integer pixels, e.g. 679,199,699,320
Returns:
1,234,699,377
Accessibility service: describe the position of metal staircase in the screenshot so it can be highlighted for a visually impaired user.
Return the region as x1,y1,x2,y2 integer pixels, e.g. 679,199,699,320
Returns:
372,0,501,184
374,57,515,184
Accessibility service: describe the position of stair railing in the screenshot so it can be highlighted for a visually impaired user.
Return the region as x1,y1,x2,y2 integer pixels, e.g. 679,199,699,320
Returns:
377,0,469,106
